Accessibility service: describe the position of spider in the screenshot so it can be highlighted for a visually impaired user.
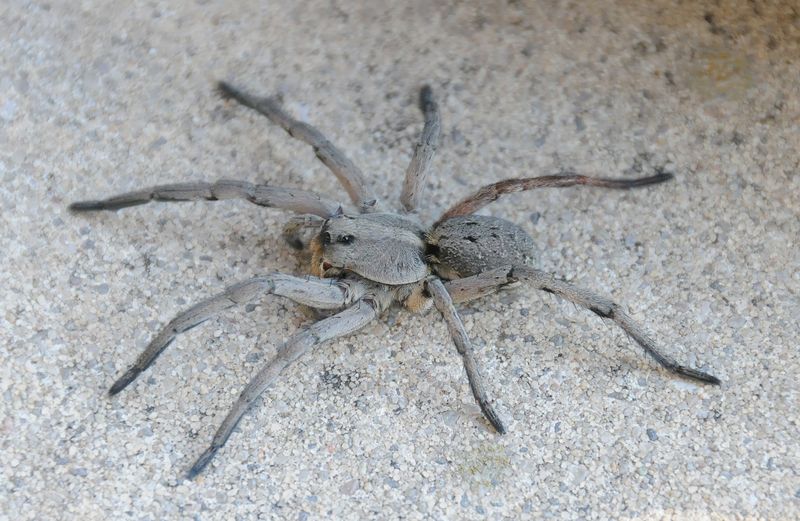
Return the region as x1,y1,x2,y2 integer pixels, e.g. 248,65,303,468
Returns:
70,81,720,478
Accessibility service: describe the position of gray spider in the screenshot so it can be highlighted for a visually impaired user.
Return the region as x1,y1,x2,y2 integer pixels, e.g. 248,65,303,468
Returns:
70,81,720,478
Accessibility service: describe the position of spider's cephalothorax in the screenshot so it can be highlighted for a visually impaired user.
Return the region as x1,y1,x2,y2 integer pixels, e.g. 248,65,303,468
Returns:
311,213,428,285
70,81,720,478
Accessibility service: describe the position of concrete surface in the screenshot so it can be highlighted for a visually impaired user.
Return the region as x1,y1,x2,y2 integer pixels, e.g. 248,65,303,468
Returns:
2,0,798,519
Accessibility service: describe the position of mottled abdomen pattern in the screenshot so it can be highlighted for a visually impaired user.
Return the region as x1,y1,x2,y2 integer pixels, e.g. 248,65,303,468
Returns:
426,215,540,280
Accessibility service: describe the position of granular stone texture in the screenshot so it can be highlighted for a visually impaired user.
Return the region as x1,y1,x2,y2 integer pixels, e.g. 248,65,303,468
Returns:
1,1,798,519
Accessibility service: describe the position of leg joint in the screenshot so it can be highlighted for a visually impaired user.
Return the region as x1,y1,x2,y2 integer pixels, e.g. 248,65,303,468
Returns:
589,305,614,319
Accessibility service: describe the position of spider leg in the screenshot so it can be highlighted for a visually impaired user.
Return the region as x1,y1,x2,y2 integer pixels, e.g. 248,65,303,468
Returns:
187,294,387,479
217,81,377,211
401,85,441,212
437,172,672,223
449,266,720,384
444,266,513,304
108,274,368,396
426,277,506,434
69,180,343,218
509,265,720,383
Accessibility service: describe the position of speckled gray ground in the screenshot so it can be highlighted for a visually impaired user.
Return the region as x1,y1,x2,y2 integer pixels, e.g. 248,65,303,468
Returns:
2,1,799,519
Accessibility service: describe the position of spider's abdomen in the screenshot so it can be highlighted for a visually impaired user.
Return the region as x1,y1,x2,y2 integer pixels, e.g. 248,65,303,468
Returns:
426,215,539,280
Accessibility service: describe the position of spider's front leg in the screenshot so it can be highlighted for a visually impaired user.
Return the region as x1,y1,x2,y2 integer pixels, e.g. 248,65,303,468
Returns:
70,180,343,218
217,81,378,212
108,274,368,395
187,293,391,479
401,85,441,212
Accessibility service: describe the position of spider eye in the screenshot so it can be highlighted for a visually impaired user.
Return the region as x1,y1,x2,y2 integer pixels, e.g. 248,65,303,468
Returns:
322,232,332,244
338,234,355,245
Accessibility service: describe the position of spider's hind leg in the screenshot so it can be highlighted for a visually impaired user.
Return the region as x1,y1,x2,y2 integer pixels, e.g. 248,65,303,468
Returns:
508,265,720,384
445,266,721,384
426,277,506,434
438,171,672,223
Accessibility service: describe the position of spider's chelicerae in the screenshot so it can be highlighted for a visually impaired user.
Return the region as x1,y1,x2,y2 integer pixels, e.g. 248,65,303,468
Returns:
71,81,720,478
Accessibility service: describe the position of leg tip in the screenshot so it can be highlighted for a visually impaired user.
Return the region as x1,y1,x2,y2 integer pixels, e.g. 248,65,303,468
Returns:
186,446,219,480
216,80,236,100
108,367,142,396
185,466,202,481
677,366,721,385
632,172,674,187
478,401,507,434
108,381,127,396
69,201,103,212
652,172,675,184
70,199,143,212
215,81,263,109
418,85,435,112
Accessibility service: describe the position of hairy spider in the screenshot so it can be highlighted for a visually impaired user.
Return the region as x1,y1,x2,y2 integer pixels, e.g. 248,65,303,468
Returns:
70,81,720,478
